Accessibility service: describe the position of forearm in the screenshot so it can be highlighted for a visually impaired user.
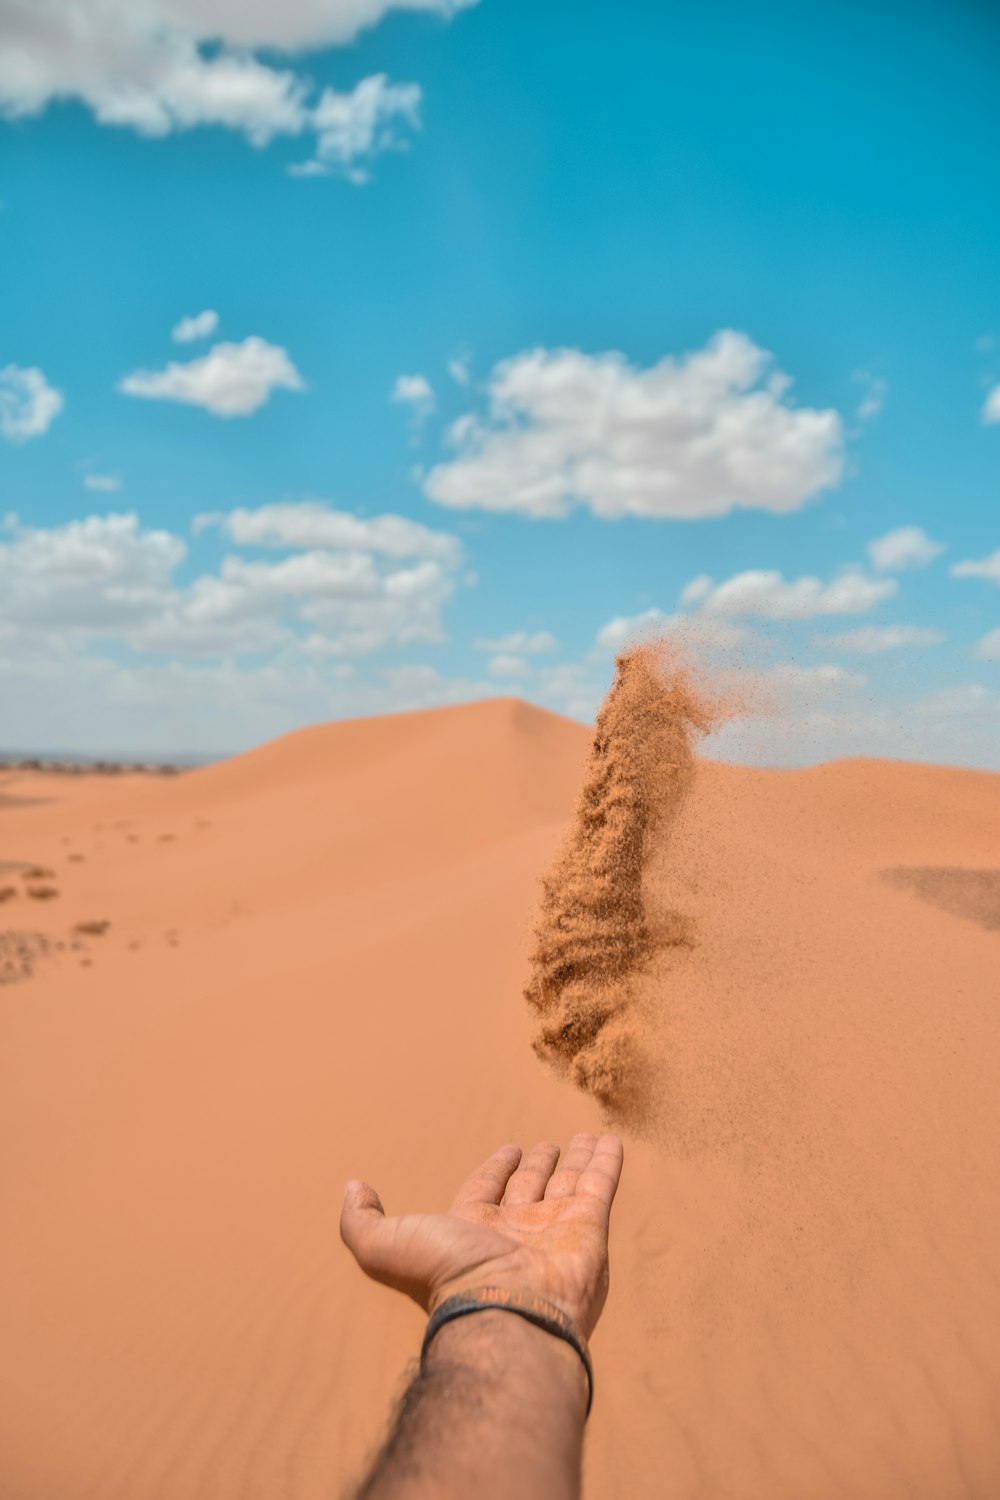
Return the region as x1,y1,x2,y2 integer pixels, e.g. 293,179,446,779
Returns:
352,1311,588,1500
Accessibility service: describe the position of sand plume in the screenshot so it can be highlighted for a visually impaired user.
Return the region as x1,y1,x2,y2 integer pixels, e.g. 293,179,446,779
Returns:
524,641,714,1118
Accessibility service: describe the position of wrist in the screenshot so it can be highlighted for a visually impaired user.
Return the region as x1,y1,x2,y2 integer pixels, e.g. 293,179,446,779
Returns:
424,1309,589,1418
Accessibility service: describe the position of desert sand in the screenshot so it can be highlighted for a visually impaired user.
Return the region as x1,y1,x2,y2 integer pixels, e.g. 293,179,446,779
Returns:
1,695,999,1499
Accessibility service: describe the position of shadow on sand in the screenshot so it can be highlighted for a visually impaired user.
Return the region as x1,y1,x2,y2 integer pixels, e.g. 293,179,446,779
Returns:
881,867,1000,933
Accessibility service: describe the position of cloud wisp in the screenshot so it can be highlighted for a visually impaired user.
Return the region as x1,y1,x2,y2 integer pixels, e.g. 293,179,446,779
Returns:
952,550,1000,585
868,526,944,572
172,310,219,344
0,363,63,441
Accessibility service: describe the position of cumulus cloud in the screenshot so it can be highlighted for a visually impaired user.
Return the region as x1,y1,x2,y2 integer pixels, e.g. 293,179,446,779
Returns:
689,568,896,619
119,336,305,417
974,628,1000,661
982,386,1000,424
0,512,185,630
474,630,557,654
424,331,845,519
868,526,944,572
0,2,468,172
199,500,461,562
138,551,454,657
0,505,460,660
816,625,945,653
952,550,1000,585
0,363,64,441
172,309,219,343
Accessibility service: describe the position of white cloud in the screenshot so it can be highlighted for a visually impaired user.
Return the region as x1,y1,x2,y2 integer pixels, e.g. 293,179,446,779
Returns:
292,75,421,179
119,336,305,417
83,474,122,493
952,550,1000,585
593,605,751,656
0,363,63,441
678,573,714,606
915,682,1000,719
817,625,945,653
982,386,1000,424
488,653,530,678
852,370,886,421
0,3,468,171
201,501,461,562
391,371,435,413
974,628,1000,662
765,662,867,691
0,506,460,660
594,608,676,654
172,309,219,343
0,512,185,630
868,526,944,572
424,331,845,519
691,567,896,619
474,630,557,654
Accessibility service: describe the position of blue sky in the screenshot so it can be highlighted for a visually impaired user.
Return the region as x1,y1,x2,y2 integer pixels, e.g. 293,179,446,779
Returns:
1,0,999,763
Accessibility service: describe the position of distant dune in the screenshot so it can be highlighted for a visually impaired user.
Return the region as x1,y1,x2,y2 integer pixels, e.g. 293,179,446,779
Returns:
1,698,998,1499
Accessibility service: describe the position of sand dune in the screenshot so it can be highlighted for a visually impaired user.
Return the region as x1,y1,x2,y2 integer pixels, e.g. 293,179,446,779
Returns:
1,698,998,1499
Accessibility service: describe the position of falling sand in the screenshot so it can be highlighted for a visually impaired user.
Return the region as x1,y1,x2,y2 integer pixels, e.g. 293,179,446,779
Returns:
525,641,716,1120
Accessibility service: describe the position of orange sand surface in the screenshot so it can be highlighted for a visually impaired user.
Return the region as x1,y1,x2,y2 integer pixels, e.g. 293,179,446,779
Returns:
1,698,999,1498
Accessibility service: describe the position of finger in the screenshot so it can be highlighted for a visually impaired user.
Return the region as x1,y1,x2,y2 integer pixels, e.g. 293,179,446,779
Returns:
340,1179,389,1270
575,1135,624,1219
450,1143,522,1210
543,1131,599,1200
502,1139,562,1206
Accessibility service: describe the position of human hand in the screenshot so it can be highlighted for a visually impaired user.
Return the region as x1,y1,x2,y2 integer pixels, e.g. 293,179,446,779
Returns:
340,1133,624,1339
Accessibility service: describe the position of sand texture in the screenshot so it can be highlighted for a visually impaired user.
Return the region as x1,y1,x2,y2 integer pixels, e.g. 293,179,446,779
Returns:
1,697,999,1499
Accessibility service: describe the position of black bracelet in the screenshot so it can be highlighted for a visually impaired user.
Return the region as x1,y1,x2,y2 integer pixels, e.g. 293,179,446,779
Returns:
420,1285,594,1417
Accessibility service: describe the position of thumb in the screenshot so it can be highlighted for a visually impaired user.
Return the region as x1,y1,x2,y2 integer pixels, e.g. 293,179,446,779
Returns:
340,1179,388,1270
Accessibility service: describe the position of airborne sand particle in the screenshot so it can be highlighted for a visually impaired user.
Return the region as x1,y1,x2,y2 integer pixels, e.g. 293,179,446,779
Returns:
524,641,717,1123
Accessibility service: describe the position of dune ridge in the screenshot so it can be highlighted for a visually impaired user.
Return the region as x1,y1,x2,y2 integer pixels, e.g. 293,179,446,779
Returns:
1,698,999,1500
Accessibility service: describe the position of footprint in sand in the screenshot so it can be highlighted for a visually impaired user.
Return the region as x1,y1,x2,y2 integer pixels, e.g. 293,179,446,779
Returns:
68,853,86,863
22,866,55,880
0,887,17,904
158,834,175,843
26,886,60,901
74,920,110,937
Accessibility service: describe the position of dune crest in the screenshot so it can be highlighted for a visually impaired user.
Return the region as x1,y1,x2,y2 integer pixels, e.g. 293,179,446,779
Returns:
524,642,715,1119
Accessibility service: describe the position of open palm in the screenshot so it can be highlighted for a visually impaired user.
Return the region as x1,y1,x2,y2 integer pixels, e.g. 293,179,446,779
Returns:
340,1133,624,1338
